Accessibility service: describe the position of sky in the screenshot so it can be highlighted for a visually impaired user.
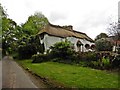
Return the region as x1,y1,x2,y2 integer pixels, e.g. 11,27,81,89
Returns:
1,0,119,39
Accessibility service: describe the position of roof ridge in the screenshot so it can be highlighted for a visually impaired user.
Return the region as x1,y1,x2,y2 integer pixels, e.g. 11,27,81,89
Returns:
48,23,86,35
38,23,94,42
49,23,71,30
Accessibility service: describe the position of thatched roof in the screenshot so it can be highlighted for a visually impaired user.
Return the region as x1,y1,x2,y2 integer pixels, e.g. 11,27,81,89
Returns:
38,23,94,42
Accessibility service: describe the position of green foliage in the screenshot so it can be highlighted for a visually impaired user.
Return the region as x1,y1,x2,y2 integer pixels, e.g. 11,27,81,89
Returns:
95,33,108,41
14,12,49,57
1,8,49,57
112,55,120,68
18,44,37,59
89,61,100,69
77,52,120,70
77,52,97,62
118,47,120,54
50,41,76,63
2,17,18,55
32,54,48,63
22,12,49,35
102,57,110,66
18,60,119,88
0,3,7,43
95,38,113,51
12,34,44,59
89,58,111,70
0,3,7,17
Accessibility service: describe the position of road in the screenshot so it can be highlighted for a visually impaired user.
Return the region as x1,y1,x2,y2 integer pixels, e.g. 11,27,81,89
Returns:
2,56,37,88
0,60,2,90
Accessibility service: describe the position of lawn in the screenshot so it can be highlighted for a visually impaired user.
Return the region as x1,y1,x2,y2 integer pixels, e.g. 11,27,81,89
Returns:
17,60,119,88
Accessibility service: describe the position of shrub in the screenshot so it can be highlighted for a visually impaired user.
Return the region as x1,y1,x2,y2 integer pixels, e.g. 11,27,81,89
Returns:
18,44,37,59
78,61,90,67
77,52,97,62
12,52,19,59
50,41,76,63
32,54,48,63
77,52,114,70
112,55,120,68
95,38,113,51
102,57,111,69
90,61,100,69
118,47,120,54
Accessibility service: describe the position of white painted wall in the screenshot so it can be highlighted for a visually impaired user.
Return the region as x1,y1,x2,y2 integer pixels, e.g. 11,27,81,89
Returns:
80,39,94,52
43,34,64,52
67,37,94,52
40,34,94,53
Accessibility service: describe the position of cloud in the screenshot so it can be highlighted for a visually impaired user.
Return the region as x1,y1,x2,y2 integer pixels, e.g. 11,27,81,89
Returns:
73,10,113,39
1,0,119,39
49,11,68,22
119,1,120,20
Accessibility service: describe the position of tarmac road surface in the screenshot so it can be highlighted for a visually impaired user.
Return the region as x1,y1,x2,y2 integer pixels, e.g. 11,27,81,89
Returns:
2,56,37,88
0,60,2,89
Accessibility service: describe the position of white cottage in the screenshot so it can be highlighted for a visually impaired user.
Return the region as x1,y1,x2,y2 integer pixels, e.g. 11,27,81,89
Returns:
38,23,95,53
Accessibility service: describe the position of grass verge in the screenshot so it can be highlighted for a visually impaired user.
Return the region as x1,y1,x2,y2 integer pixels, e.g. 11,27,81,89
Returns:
17,59,119,88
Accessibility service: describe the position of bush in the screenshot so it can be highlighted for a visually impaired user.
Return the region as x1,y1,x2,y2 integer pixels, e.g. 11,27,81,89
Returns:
112,55,120,68
89,61,100,69
32,54,48,63
18,44,37,59
77,52,114,70
78,61,90,67
118,47,120,54
102,57,111,69
77,52,97,62
50,41,76,63
12,52,19,59
95,38,113,51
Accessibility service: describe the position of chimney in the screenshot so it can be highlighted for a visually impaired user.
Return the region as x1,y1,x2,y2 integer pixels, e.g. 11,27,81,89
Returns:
63,25,73,30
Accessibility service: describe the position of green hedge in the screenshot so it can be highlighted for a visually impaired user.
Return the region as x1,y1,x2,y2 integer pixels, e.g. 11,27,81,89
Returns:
32,54,49,63
112,55,120,68
77,52,97,62
18,44,37,59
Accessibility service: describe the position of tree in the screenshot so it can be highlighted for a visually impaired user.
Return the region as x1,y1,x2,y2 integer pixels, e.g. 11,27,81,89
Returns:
107,21,120,53
0,3,7,49
1,3,22,55
2,17,18,54
0,3,7,17
95,38,113,51
95,33,108,41
22,12,49,35
16,12,49,58
2,9,49,57
107,22,120,40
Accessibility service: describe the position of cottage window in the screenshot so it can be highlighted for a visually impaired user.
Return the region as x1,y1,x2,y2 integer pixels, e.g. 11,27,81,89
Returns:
85,44,90,49
91,44,95,50
76,40,83,47
41,34,44,39
76,40,83,52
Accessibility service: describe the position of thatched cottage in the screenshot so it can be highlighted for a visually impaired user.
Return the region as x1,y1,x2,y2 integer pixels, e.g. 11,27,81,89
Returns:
38,23,95,53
